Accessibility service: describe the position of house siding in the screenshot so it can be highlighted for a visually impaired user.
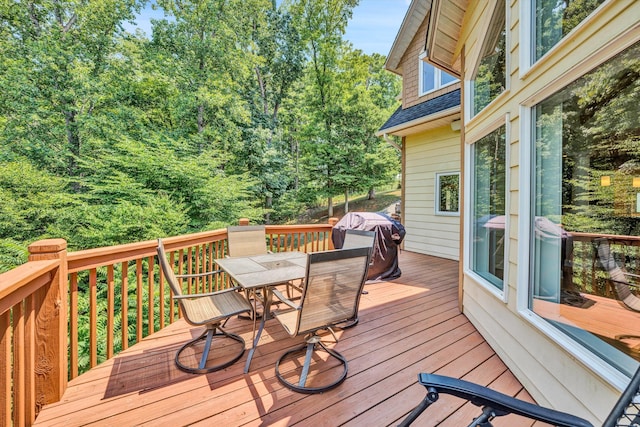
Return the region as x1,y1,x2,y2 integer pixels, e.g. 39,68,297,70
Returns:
404,125,460,260
458,1,640,424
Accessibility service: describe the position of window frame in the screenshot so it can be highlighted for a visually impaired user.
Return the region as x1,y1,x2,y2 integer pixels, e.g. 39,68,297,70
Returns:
519,0,610,77
464,115,510,302
435,172,461,216
516,35,640,388
465,0,510,122
418,52,459,97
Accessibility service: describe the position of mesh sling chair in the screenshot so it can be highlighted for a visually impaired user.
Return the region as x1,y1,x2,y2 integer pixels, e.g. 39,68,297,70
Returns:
157,239,252,374
336,229,377,328
227,225,301,300
399,365,640,427
270,246,371,393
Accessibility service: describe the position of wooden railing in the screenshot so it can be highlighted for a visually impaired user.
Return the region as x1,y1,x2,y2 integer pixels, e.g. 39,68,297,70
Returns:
0,219,337,426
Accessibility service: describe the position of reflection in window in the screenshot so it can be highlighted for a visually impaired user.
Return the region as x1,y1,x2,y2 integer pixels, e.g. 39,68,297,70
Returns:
472,126,506,290
531,41,640,375
533,0,605,62
471,1,506,116
436,172,460,215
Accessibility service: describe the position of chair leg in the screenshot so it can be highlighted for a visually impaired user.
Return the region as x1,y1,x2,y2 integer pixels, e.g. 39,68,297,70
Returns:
175,324,245,374
275,334,348,394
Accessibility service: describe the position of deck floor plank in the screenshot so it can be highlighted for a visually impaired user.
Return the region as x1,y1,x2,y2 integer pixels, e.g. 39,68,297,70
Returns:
34,251,541,426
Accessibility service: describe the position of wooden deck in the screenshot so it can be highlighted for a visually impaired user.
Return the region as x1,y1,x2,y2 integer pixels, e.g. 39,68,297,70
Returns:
35,252,543,426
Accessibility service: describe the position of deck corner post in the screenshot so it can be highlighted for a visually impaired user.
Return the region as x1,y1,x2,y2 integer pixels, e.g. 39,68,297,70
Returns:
328,217,338,249
28,238,68,410
238,218,250,226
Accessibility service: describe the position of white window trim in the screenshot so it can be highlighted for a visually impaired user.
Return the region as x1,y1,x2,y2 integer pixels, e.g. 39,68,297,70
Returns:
463,114,510,303
465,0,511,123
435,172,461,216
516,104,629,390
519,0,613,79
419,51,458,97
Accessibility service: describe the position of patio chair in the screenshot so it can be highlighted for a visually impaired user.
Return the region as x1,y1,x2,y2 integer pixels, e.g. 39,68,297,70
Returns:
342,228,377,253
596,237,640,312
335,228,377,328
271,246,371,393
226,225,270,257
157,239,252,374
227,225,301,300
399,364,640,427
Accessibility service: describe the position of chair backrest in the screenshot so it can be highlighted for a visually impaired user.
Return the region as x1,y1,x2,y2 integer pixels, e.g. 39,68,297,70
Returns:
157,239,183,298
603,363,640,427
227,225,268,257
294,247,371,334
595,238,640,312
342,229,376,251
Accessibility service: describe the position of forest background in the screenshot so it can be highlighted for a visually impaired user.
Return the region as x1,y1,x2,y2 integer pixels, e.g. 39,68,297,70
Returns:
0,0,402,272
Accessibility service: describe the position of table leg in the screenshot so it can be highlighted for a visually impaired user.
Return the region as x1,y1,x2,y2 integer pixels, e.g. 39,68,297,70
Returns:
244,286,272,373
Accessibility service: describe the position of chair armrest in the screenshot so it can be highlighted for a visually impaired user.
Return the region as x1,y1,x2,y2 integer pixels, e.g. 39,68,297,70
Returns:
175,270,223,279
272,288,300,310
418,374,593,427
173,287,243,300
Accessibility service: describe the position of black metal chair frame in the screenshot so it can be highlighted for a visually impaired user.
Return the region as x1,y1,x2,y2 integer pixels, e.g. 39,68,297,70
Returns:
400,365,640,427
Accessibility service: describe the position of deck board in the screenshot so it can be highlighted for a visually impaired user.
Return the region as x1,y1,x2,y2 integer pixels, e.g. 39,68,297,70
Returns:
34,251,547,426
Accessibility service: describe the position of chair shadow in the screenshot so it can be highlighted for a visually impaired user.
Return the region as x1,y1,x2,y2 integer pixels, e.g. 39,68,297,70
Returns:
103,340,189,399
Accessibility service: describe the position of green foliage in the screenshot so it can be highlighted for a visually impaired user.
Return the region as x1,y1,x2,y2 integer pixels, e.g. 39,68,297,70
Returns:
0,0,403,373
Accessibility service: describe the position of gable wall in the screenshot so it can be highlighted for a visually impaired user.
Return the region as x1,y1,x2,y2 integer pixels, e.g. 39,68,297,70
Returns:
399,15,460,110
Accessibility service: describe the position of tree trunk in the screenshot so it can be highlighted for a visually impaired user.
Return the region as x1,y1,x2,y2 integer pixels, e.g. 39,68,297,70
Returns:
344,189,349,213
328,196,333,217
65,109,80,191
368,187,376,200
265,195,272,224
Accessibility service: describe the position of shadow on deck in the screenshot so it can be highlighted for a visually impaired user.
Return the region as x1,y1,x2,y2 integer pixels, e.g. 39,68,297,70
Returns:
35,251,539,426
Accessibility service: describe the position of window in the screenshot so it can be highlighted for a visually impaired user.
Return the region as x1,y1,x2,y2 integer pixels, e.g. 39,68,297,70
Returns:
419,55,458,96
532,0,605,63
471,126,506,290
529,40,640,375
435,172,460,216
471,1,506,117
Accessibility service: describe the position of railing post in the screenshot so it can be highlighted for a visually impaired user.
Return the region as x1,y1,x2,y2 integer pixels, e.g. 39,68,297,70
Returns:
328,217,338,250
238,218,250,226
27,239,68,411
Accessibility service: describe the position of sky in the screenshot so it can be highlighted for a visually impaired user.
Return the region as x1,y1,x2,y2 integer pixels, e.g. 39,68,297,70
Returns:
128,0,410,57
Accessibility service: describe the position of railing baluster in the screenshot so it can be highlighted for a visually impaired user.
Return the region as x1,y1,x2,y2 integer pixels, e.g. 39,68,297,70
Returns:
159,262,165,330
121,261,129,351
187,247,193,294
148,256,155,336
25,294,36,425
194,245,200,293
89,269,97,368
69,273,79,379
13,301,25,427
170,251,177,321
1,310,10,426
136,259,143,343
107,265,115,359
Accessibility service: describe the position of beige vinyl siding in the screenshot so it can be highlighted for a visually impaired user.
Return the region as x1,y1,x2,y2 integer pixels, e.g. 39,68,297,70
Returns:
403,125,460,260
458,1,639,424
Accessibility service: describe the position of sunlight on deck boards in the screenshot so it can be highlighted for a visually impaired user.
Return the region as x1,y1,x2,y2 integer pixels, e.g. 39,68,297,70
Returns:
34,251,544,426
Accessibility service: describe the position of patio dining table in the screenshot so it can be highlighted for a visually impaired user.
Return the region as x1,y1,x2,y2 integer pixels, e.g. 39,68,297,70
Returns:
215,251,308,373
